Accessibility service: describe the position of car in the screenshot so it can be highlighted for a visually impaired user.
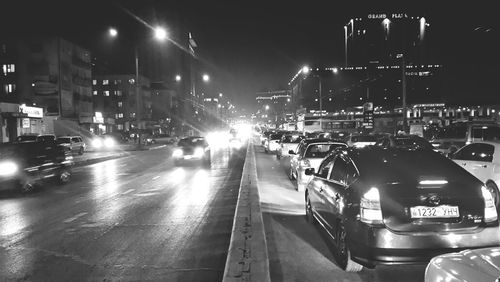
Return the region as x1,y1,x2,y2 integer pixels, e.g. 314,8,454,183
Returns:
304,146,500,272
0,141,73,192
374,134,435,151
264,132,284,154
172,136,211,166
153,134,178,144
430,121,500,155
90,134,120,150
276,134,304,159
425,247,500,282
15,134,57,143
289,138,347,191
345,133,377,148
56,136,86,155
261,130,274,146
450,141,500,211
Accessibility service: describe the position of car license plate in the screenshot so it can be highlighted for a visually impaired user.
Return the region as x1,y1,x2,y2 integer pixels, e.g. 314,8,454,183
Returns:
410,206,459,218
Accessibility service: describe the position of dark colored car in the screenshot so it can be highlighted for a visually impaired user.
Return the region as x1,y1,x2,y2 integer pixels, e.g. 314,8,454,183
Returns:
304,146,500,272
375,134,435,151
15,134,57,143
172,136,211,166
0,141,73,192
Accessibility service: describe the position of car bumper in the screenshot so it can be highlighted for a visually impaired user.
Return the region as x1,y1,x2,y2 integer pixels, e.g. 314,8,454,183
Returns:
348,222,500,266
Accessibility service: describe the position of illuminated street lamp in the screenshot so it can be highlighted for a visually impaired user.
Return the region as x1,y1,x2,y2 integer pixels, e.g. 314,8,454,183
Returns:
175,75,181,82
302,66,310,74
265,105,270,110
109,27,118,37
154,26,168,41
202,74,210,82
219,93,223,97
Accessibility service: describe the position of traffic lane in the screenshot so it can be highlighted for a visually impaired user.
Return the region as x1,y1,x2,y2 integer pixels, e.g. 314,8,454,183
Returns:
255,146,426,282
0,145,246,281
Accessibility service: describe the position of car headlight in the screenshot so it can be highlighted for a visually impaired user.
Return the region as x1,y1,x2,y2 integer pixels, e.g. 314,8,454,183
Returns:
0,161,18,177
104,138,115,148
173,149,183,158
194,147,204,158
92,138,103,148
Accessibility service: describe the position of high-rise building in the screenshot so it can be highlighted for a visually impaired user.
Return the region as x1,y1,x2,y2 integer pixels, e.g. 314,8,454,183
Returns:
0,36,93,142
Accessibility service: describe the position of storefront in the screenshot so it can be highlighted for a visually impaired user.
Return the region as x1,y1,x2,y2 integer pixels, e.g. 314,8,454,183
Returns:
0,103,44,143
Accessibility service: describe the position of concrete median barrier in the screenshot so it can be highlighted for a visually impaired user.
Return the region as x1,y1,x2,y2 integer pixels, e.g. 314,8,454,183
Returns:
223,142,271,282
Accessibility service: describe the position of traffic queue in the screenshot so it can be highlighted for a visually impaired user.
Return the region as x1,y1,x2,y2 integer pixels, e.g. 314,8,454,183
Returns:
256,125,500,279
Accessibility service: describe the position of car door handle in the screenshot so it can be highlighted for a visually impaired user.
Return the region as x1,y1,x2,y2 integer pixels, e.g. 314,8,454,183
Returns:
474,164,488,168
319,186,324,193
462,163,467,166
334,193,341,201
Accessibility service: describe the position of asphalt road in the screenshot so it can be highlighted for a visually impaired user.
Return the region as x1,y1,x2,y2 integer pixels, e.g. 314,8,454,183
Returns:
254,145,427,282
0,145,246,281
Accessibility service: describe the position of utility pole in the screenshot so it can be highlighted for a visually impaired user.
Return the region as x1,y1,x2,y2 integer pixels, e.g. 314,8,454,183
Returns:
135,46,142,147
401,54,407,133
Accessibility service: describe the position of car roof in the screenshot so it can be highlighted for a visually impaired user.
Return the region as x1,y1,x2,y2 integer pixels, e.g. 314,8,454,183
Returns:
302,138,344,144
346,147,477,185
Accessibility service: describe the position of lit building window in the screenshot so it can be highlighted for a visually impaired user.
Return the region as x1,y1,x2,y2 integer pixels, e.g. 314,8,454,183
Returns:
117,124,124,130
104,91,110,96
114,80,121,85
114,90,122,96
93,90,98,95
2,64,15,75
92,80,97,85
118,102,123,108
103,80,109,85
130,112,136,118
4,83,15,94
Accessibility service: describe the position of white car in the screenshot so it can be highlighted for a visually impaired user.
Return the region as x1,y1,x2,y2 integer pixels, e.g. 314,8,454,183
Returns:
289,139,347,191
345,134,377,148
450,141,500,208
425,247,500,282
276,134,303,159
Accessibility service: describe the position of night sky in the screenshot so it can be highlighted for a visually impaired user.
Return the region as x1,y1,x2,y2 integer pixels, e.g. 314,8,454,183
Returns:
1,0,499,110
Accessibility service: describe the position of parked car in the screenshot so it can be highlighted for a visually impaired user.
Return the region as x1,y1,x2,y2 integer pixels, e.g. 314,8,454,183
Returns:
374,134,435,151
289,138,347,191
430,121,500,155
304,146,500,272
276,134,304,159
425,247,500,282
172,136,211,166
260,130,274,146
56,136,86,155
0,141,73,192
153,134,178,144
345,133,377,148
264,132,284,154
15,134,57,143
450,141,500,210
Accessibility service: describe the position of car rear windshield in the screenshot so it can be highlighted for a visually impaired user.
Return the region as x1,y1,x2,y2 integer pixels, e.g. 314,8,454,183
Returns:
178,138,206,147
471,126,500,141
57,138,71,144
16,136,37,142
351,136,376,142
394,137,433,150
282,135,302,143
270,134,283,140
305,143,345,158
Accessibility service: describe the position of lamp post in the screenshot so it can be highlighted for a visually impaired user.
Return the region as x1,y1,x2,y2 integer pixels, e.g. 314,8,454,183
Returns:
109,26,167,147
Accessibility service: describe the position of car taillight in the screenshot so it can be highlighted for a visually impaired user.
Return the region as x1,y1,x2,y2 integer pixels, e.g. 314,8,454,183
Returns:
300,159,311,167
360,187,384,224
482,186,498,223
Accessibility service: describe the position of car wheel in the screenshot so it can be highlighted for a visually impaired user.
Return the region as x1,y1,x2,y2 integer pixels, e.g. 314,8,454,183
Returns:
305,193,316,224
486,181,500,210
289,167,296,181
19,179,36,193
58,170,72,185
78,147,84,155
335,222,363,272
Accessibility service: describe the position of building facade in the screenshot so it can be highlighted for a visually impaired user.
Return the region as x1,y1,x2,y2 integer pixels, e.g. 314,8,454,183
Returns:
92,75,152,134
0,36,92,142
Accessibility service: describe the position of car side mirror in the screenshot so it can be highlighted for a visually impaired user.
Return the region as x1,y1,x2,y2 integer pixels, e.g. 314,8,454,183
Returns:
288,150,296,155
304,168,315,176
447,152,455,159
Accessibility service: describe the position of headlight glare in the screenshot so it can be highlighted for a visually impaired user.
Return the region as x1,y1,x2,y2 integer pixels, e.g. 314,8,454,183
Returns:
0,161,18,177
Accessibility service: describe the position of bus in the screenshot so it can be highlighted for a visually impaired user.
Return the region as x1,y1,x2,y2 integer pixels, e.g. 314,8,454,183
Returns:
297,113,362,135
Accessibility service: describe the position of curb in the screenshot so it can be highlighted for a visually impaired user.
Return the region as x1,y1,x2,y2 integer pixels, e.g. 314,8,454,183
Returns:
223,142,271,282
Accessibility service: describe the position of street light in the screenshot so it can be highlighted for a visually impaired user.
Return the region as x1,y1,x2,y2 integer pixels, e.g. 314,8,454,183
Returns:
109,27,118,37
265,105,270,110
219,93,223,97
302,66,310,74
109,27,168,147
154,26,168,41
202,74,210,82
175,75,181,82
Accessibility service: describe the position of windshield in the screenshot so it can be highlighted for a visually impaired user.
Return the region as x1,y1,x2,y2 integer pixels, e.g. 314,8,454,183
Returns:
178,137,206,147
282,135,302,143
16,136,37,142
394,137,434,150
351,136,376,143
304,143,345,158
56,138,71,144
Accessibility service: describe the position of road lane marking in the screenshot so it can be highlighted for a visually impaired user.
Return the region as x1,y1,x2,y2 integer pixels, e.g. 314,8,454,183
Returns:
63,212,88,223
121,189,135,195
153,175,160,180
